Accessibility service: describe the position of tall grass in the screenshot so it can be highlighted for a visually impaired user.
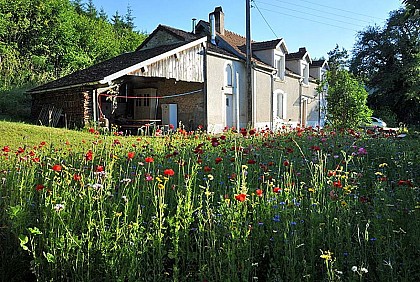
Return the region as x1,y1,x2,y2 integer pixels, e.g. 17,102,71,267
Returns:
1,122,419,281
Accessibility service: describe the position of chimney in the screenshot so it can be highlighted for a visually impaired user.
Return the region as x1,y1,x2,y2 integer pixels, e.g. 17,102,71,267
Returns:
192,18,197,34
213,7,225,35
299,47,307,53
209,13,216,44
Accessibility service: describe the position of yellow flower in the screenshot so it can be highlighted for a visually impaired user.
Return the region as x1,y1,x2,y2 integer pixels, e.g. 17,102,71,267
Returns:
208,174,214,181
156,176,163,183
158,183,165,189
375,171,383,176
379,163,388,168
114,212,122,217
242,165,248,170
341,200,348,207
320,249,333,261
308,187,315,193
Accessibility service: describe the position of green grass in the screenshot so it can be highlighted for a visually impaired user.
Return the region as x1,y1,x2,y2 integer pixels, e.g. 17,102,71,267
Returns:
1,121,419,281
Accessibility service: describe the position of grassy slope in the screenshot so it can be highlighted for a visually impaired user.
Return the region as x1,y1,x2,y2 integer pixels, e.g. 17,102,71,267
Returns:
0,121,93,148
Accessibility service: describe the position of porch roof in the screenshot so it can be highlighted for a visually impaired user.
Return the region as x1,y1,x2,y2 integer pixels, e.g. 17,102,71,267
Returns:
29,41,199,94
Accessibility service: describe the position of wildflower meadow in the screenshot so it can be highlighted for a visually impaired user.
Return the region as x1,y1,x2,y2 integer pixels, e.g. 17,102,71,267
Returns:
0,121,419,281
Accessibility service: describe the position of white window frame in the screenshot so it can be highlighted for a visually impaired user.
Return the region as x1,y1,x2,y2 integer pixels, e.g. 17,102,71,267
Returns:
302,62,309,85
225,63,233,87
273,90,287,120
274,53,285,80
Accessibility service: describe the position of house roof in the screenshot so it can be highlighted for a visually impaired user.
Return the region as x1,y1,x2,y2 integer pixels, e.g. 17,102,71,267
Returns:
252,39,283,51
29,42,188,93
286,47,309,60
136,24,200,51
216,30,273,69
310,59,329,69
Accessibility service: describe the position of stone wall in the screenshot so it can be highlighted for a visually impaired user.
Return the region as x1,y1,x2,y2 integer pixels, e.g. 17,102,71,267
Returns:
156,79,205,130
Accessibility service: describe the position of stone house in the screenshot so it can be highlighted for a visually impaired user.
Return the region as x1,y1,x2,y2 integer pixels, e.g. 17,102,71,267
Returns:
29,6,328,132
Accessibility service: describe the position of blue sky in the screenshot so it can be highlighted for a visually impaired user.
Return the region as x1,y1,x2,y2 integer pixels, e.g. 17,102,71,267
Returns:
91,0,403,59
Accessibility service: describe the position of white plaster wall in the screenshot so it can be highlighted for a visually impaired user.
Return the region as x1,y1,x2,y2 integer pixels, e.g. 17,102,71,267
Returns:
206,54,247,133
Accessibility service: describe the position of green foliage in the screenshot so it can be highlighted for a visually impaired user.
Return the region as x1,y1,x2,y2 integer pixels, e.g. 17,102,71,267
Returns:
0,85,32,121
0,0,147,92
350,9,420,125
324,69,372,129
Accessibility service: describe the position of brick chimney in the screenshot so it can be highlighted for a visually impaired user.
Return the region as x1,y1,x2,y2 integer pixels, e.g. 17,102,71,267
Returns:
212,6,224,35
299,47,307,53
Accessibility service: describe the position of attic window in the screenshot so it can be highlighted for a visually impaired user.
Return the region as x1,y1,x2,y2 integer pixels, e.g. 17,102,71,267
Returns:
274,54,285,80
302,62,309,85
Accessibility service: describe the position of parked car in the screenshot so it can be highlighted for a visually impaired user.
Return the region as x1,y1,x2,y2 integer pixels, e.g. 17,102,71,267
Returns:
361,117,387,130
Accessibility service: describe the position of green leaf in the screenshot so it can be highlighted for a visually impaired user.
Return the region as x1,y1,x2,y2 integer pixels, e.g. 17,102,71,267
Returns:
43,252,55,263
28,227,43,235
18,234,29,251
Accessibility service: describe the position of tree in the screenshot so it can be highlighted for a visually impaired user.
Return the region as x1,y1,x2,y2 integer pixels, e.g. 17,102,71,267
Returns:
323,70,372,129
320,46,372,129
124,4,135,30
350,9,420,125
402,0,420,18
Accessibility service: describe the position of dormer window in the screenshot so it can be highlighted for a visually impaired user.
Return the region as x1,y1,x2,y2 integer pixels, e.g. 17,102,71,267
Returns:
225,64,233,87
274,54,285,80
302,62,309,85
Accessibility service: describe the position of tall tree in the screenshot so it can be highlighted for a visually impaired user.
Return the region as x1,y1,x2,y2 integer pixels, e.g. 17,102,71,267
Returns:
124,4,135,30
321,46,372,129
86,0,97,18
350,8,420,124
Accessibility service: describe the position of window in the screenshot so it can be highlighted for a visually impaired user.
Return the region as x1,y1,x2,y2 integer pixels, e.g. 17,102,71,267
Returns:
273,91,286,119
225,64,233,87
302,62,309,85
274,54,285,80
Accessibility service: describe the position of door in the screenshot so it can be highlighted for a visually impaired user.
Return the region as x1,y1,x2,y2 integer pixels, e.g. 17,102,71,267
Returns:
133,88,157,120
225,94,233,128
301,99,307,126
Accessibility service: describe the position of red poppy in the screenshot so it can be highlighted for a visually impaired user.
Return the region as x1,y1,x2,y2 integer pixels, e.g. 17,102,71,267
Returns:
247,159,257,164
398,180,413,187
333,180,342,188
96,165,104,172
235,193,247,202
35,184,45,191
328,170,336,177
85,150,93,161
88,128,95,133
283,160,290,166
203,166,212,172
39,141,46,146
31,157,40,163
249,129,256,135
113,139,121,145
145,157,154,163
73,174,81,181
17,147,25,154
215,157,223,164
127,151,135,160
273,187,281,193
2,146,10,152
220,135,226,141
52,164,62,172
256,189,263,197
164,168,175,176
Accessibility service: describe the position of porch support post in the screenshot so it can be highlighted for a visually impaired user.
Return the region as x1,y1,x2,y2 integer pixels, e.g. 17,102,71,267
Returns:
92,89,98,128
